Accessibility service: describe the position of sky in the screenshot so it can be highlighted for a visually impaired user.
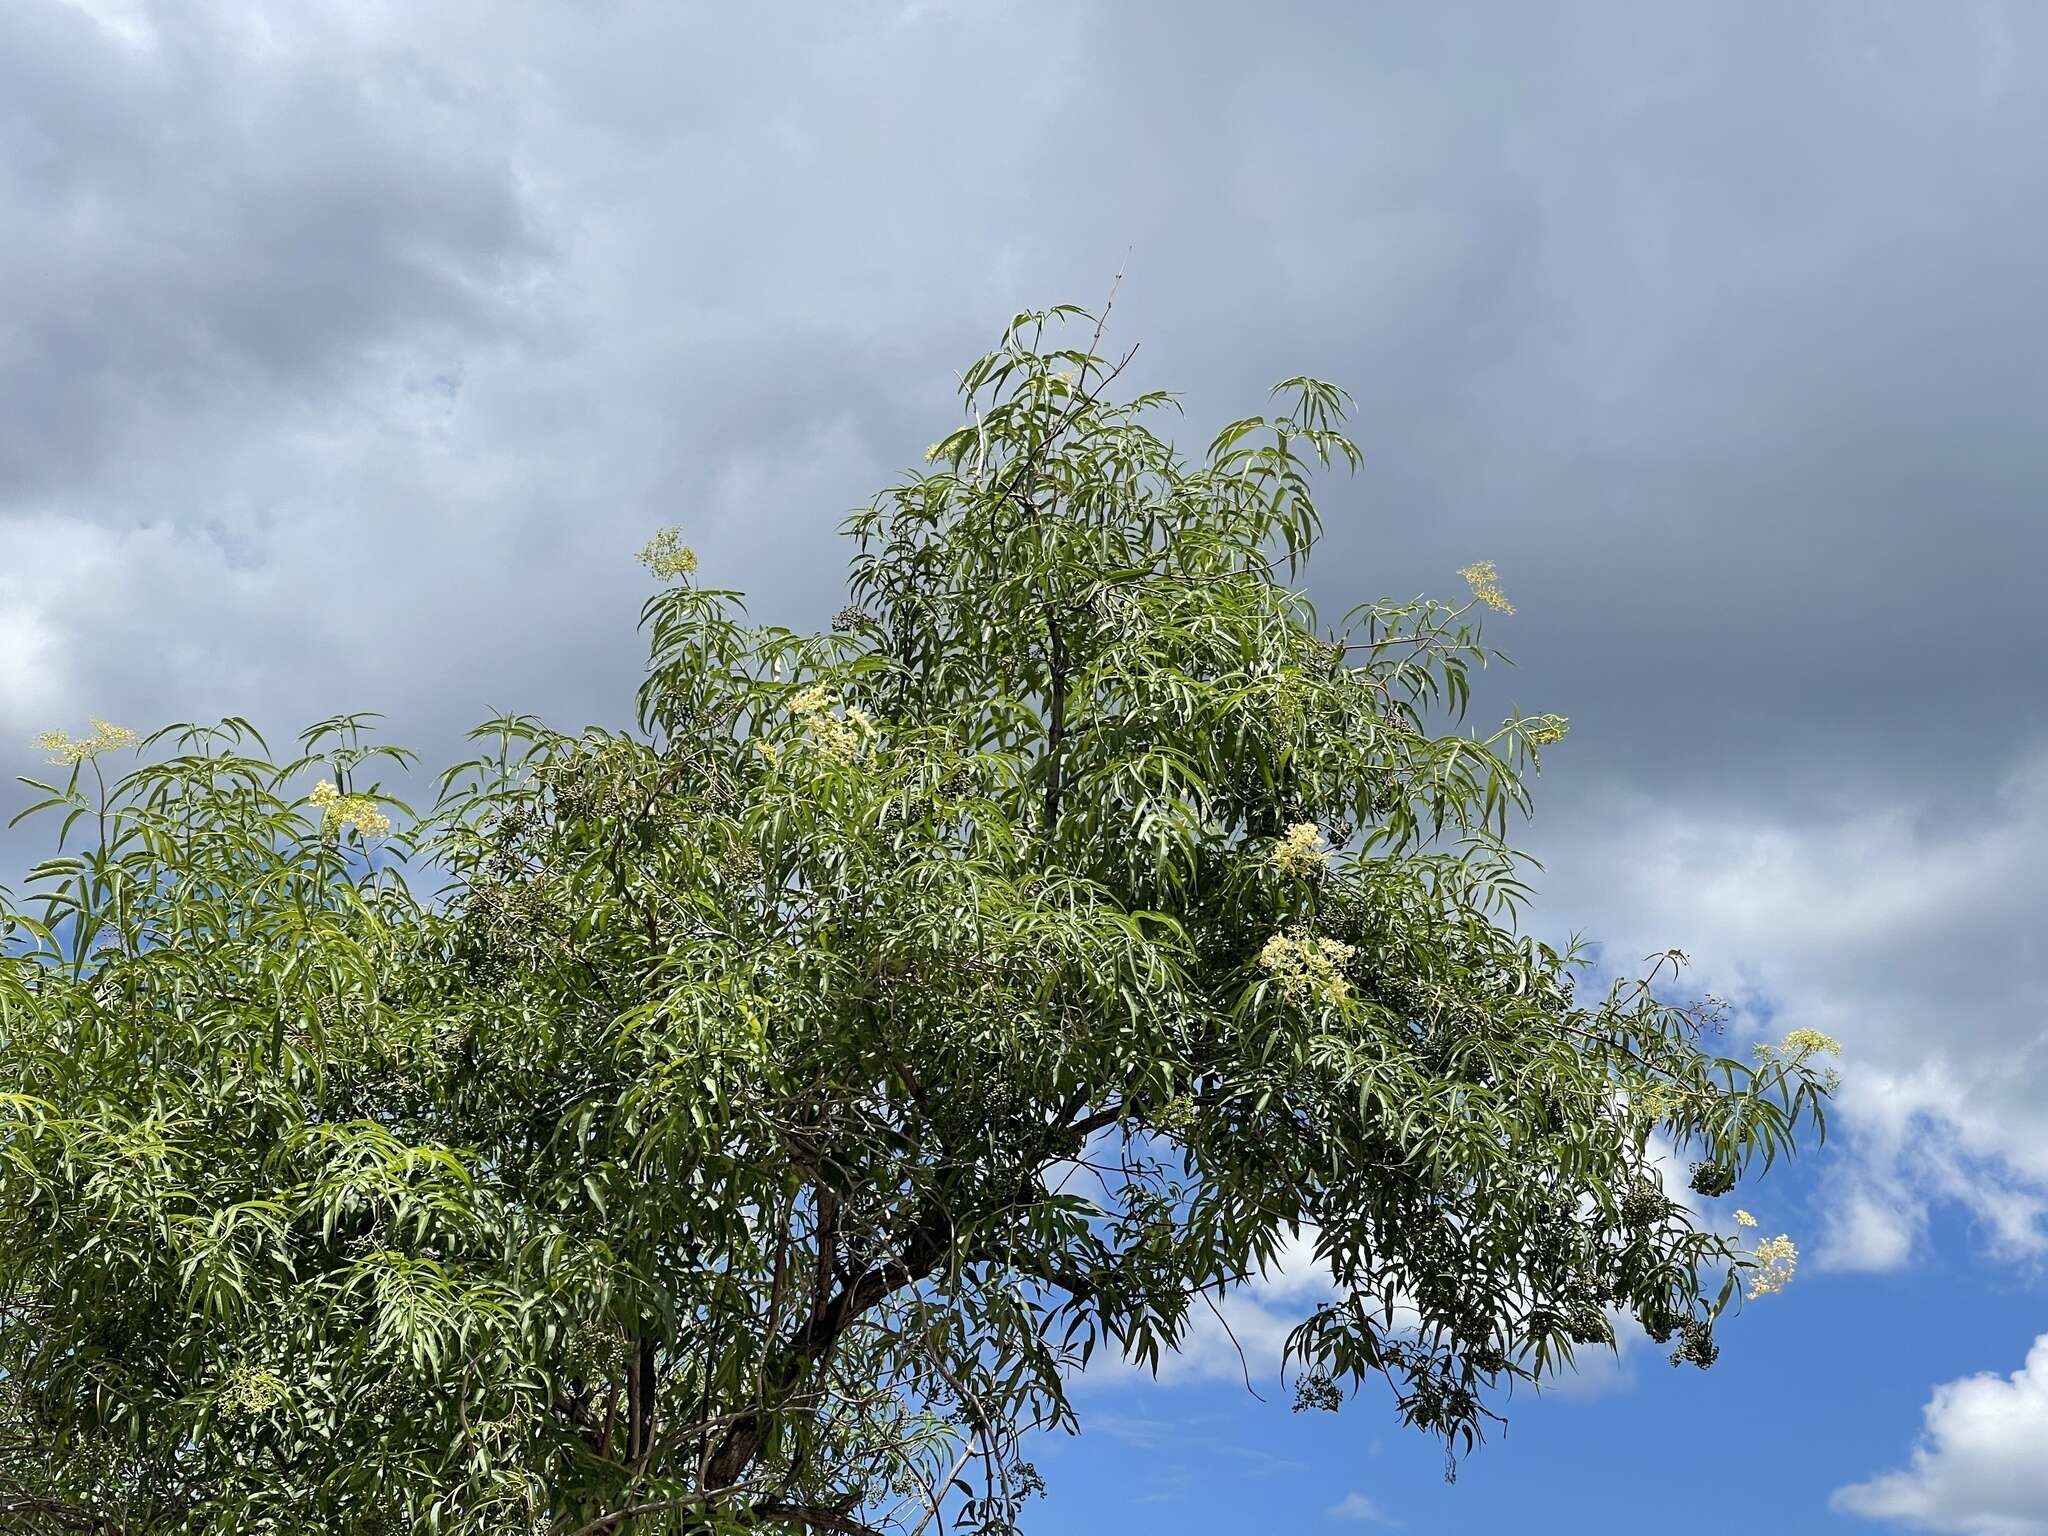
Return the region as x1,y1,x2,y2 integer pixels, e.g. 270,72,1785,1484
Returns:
3,0,2046,1529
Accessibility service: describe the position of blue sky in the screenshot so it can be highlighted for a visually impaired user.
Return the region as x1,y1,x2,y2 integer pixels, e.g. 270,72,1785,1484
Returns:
1031,1163,2048,1532
6,1,2048,1530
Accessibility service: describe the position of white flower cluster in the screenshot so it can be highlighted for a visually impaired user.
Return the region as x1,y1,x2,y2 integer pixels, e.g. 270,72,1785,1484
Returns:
1270,822,1330,876
1258,929,1354,1006
36,719,138,764
636,527,699,581
309,780,393,839
1733,1209,1797,1298
788,687,874,762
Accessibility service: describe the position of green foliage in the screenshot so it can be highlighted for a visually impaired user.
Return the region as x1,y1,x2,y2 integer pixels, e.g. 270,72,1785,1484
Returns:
0,308,1830,1534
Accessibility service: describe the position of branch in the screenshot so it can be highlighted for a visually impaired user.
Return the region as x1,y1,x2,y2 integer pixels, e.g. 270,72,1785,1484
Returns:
703,1232,943,1488
704,1103,1118,1490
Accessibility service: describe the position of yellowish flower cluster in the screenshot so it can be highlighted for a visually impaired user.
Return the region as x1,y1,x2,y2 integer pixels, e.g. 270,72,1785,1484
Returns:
36,719,138,765
1270,822,1331,876
1753,1030,1844,1094
309,780,393,839
1153,1095,1198,1134
1753,1030,1844,1088
1632,1077,1717,1125
1734,1209,1758,1228
635,527,699,581
1457,560,1516,615
1633,1082,1680,1122
1523,714,1571,747
1258,929,1354,1007
1748,1233,1797,1299
788,687,873,762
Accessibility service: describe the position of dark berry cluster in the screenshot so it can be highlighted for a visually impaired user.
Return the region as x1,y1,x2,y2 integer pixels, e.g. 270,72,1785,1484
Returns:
1688,1161,1737,1198
1668,1319,1719,1369
1619,1177,1669,1228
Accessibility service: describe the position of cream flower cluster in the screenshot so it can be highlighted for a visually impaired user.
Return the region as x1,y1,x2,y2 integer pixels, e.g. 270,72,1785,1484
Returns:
1270,822,1331,876
1778,1029,1842,1061
309,780,393,839
1457,560,1515,614
1747,1233,1797,1299
1731,1209,1797,1298
1753,1030,1844,1091
788,687,873,762
37,719,138,765
1258,929,1354,1006
1522,714,1571,747
1754,1029,1843,1062
636,527,699,581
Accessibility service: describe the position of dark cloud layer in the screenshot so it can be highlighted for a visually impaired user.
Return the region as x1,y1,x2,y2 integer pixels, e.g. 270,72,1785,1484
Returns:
0,3,545,508
4,0,2046,1309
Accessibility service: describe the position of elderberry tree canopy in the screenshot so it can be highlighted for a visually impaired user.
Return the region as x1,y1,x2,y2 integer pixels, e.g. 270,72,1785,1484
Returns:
0,308,1832,1535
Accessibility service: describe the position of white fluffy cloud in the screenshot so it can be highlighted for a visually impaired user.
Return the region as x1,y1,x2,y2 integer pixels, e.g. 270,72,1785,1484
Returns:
1329,1491,1400,1524
1531,742,2048,1271
1832,1334,2048,1534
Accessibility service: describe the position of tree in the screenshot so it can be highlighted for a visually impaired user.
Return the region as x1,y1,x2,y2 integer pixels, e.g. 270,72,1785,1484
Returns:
0,307,1833,1535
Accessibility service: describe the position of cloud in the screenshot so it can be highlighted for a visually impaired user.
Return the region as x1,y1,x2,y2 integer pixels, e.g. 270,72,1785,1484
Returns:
11,0,2048,795
1832,1333,2048,1534
0,1,547,513
1817,1182,1923,1275
1531,741,2048,1270
1329,1491,1400,1525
